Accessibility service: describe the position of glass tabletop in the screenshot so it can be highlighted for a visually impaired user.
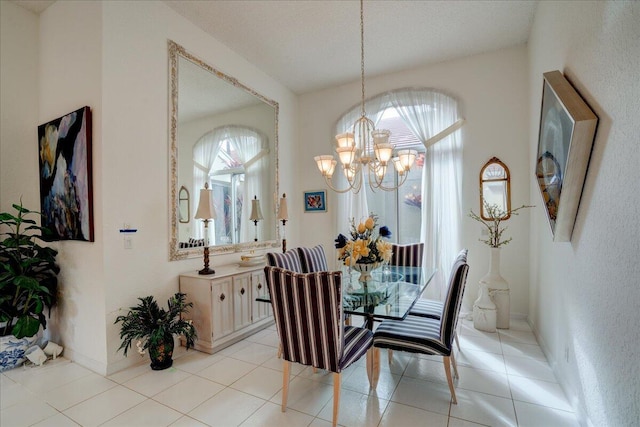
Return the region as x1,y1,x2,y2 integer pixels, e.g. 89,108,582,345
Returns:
343,266,436,325
256,266,436,329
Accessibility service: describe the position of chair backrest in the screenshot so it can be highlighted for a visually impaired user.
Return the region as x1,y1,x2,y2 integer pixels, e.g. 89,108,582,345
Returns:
264,266,344,372
297,245,329,272
439,249,469,348
390,243,424,267
266,249,303,273
390,243,424,284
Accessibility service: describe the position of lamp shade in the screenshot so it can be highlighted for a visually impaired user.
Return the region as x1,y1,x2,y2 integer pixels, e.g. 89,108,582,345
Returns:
194,183,216,220
249,196,264,221
277,194,288,220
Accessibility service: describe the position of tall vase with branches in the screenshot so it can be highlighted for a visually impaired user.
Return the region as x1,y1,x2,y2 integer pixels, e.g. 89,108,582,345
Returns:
469,200,533,329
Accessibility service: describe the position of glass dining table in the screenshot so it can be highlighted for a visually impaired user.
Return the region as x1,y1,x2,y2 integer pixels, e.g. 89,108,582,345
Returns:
342,265,436,330
257,265,436,331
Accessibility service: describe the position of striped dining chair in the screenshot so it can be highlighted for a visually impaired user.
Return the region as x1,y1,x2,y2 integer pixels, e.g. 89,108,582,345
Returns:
390,243,424,284
372,249,469,404
409,249,469,350
264,266,375,427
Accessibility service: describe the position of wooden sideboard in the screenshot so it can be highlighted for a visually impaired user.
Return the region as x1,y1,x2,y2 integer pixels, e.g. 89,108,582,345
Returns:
179,263,273,354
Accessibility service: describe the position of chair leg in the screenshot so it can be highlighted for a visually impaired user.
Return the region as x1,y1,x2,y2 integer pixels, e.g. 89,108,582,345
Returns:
450,350,459,379
345,315,351,326
277,343,282,359
443,356,457,404
282,361,290,412
332,372,341,427
366,347,380,389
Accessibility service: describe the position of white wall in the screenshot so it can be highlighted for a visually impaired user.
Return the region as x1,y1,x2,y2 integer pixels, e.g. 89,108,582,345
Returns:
528,2,640,426
297,46,531,315
0,1,40,210
0,0,297,375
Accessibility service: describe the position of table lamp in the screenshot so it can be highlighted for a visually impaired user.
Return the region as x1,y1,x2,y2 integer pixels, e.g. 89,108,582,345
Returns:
194,182,216,275
277,193,289,253
249,195,263,242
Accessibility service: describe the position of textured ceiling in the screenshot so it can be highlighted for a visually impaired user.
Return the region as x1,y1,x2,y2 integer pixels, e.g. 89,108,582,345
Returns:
11,1,538,95
164,0,538,94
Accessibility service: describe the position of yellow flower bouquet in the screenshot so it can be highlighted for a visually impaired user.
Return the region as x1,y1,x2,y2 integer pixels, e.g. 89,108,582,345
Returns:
334,213,393,266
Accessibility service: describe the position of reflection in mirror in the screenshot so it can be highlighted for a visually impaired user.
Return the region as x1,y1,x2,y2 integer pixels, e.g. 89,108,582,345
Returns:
479,157,511,220
169,40,279,260
178,186,190,224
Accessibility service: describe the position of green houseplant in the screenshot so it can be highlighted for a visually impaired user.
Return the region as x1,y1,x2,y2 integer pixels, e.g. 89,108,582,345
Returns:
115,292,197,370
0,202,59,371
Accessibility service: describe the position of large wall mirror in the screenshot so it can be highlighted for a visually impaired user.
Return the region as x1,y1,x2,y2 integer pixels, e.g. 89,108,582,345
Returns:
169,40,279,261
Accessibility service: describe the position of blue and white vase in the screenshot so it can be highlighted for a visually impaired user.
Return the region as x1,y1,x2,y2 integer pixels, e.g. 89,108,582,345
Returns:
0,334,38,372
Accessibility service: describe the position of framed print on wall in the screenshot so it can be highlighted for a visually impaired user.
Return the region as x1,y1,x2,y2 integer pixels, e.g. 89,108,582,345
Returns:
535,71,597,242
38,106,94,241
303,190,327,212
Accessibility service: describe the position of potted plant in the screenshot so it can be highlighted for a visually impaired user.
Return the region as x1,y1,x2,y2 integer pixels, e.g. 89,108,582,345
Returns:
0,201,59,371
114,292,197,370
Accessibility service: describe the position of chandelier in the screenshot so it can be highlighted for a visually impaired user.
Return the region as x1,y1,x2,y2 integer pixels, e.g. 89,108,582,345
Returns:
314,0,416,194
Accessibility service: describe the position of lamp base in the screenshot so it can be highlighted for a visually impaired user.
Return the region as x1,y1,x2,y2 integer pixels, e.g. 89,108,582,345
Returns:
198,267,215,275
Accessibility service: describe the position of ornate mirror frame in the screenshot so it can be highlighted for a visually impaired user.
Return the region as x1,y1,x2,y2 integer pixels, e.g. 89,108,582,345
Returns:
479,157,511,220
168,40,280,261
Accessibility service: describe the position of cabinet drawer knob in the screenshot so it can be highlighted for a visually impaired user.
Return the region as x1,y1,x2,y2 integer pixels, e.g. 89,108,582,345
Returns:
257,283,262,290
240,288,245,295
219,293,225,301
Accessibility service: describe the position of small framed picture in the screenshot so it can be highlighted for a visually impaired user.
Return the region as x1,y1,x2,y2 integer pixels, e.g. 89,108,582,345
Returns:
303,190,327,212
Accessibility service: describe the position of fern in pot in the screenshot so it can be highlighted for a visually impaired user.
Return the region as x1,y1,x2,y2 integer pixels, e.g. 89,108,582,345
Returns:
115,292,197,370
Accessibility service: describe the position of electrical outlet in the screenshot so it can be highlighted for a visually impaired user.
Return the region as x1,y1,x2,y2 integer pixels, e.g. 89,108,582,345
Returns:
564,345,570,363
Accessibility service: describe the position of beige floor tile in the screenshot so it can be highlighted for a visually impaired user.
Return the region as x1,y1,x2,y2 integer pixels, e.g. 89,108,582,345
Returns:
188,388,265,426
509,375,573,411
456,365,511,398
514,400,579,427
379,401,448,427
270,376,333,417
123,367,192,397
390,376,452,416
316,388,389,427
153,375,225,413
43,373,118,410
0,397,58,427
231,366,283,400
101,399,182,426
62,385,146,427
449,389,517,426
197,357,257,386
241,400,315,427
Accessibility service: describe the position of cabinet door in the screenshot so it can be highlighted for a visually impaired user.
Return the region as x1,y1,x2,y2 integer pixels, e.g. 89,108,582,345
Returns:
233,274,252,330
179,276,214,349
212,277,234,340
251,270,271,321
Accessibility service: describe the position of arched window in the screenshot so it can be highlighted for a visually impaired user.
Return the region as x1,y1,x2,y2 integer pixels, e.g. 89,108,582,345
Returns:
480,157,511,220
192,125,268,244
335,88,464,299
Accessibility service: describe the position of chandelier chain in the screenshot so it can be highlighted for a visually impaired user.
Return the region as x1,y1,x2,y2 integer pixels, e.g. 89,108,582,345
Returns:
360,0,366,117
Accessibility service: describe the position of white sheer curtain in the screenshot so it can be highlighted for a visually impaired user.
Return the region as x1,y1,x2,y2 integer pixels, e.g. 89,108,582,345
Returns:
225,126,268,242
387,88,463,300
334,95,388,235
192,129,225,238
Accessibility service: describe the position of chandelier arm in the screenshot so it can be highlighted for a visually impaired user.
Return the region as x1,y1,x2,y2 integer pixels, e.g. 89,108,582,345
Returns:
321,172,363,194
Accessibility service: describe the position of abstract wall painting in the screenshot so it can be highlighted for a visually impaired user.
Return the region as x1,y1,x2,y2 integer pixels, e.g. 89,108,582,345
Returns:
38,106,94,241
303,190,327,212
535,71,597,242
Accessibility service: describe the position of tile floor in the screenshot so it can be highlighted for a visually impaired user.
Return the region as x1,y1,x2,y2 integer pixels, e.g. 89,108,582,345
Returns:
1,318,580,427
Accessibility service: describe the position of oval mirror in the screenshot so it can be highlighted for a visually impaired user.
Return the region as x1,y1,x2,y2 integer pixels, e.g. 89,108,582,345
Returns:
169,40,279,260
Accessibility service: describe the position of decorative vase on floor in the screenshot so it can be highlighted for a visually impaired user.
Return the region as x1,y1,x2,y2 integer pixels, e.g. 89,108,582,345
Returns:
473,282,497,332
0,334,38,372
479,247,510,329
148,334,174,371
351,262,381,283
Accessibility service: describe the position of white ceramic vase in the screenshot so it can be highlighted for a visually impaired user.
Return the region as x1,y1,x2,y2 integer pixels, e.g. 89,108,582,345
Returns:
479,247,510,329
473,282,497,332
351,262,381,283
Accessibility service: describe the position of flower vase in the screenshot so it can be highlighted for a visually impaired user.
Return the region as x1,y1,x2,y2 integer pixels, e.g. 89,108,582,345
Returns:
479,247,510,329
473,282,497,332
352,262,380,283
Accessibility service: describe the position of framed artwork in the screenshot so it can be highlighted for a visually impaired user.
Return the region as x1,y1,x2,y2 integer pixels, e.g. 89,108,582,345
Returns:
38,106,94,241
535,71,597,242
303,190,327,212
